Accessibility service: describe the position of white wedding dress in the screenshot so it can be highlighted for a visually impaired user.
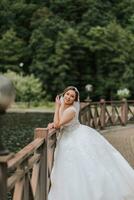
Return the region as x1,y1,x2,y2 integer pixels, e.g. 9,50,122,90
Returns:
48,106,134,200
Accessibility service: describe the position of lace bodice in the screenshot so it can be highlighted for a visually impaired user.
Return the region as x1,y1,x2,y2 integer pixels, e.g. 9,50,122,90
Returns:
60,106,80,133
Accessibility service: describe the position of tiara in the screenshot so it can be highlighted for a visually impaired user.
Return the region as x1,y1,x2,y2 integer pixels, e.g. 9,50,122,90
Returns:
74,87,79,93
68,86,79,93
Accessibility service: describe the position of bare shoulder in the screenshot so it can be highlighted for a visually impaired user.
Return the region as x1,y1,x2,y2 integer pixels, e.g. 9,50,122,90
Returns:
60,106,76,118
64,106,76,114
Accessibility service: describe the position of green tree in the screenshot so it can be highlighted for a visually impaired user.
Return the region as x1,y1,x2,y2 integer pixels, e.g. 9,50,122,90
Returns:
113,0,134,27
0,28,27,73
1,0,134,100
0,0,14,34
11,2,37,40
30,11,71,99
82,21,134,99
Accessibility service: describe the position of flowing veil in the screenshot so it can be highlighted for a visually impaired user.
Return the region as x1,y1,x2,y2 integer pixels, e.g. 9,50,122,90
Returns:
73,101,80,117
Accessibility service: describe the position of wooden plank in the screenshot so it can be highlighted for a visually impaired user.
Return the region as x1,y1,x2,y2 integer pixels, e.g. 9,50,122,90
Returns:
31,162,40,196
36,143,48,200
48,148,54,174
0,163,7,200
8,138,44,170
34,128,48,139
7,169,24,191
0,153,14,162
8,154,40,191
13,178,24,200
23,173,34,200
35,127,57,140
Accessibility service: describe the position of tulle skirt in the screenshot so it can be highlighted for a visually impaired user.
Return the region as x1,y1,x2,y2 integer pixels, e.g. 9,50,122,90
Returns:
48,124,134,200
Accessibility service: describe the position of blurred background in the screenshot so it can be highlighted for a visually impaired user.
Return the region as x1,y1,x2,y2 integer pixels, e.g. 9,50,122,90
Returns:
1,0,134,152
0,0,134,102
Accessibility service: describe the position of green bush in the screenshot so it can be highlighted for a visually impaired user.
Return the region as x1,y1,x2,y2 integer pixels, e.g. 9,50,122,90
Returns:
4,70,45,106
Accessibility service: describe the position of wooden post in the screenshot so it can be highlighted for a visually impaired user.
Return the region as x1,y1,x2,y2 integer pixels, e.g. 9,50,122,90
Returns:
23,173,34,200
13,178,24,200
100,98,106,129
39,139,48,200
121,98,128,125
111,102,116,125
93,106,98,128
34,128,48,200
0,157,8,200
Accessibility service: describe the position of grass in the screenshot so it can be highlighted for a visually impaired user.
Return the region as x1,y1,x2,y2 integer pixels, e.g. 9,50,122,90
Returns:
8,101,55,112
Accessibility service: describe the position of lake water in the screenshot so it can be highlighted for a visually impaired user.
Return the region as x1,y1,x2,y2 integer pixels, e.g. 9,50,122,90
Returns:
0,111,53,152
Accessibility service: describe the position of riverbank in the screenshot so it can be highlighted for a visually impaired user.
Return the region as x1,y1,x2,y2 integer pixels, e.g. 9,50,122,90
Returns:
7,101,55,113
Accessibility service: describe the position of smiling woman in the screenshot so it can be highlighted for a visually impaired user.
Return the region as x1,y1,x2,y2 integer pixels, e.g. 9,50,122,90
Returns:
47,86,134,200
47,86,79,130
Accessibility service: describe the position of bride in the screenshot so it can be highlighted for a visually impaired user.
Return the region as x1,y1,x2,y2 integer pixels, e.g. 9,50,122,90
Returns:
47,86,134,200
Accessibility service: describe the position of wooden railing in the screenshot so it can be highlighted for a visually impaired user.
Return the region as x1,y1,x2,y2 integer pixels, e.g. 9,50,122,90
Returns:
80,99,134,129
0,99,134,200
0,128,57,200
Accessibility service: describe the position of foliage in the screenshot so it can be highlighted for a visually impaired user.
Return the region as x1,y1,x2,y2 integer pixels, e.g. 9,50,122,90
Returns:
0,1,134,100
0,112,53,153
82,21,134,99
0,28,27,72
4,71,44,106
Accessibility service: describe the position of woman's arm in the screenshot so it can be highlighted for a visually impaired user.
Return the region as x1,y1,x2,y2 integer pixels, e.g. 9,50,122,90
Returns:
53,95,61,127
54,108,75,129
47,96,76,130
47,95,61,130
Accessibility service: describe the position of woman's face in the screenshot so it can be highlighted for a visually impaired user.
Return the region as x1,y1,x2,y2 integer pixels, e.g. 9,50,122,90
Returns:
64,89,76,105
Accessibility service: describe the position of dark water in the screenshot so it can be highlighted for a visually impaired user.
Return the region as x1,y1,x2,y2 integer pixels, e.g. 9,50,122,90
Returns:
0,111,53,152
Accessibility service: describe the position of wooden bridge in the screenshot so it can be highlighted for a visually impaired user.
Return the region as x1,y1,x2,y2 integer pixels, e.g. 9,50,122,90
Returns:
0,99,134,200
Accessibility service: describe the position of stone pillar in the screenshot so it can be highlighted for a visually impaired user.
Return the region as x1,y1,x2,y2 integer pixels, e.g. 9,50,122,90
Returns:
0,75,15,155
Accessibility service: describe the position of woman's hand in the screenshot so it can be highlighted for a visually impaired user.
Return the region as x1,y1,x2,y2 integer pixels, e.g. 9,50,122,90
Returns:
55,95,61,106
47,122,54,129
54,122,60,129
47,122,60,130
